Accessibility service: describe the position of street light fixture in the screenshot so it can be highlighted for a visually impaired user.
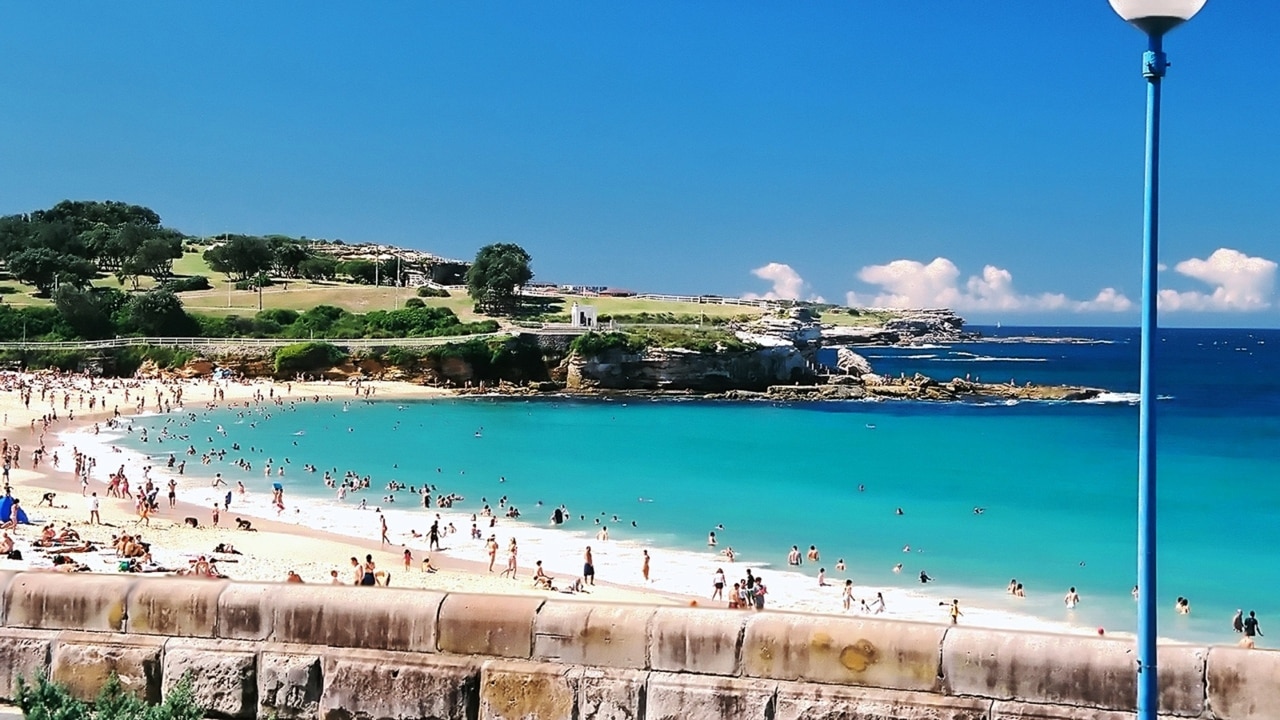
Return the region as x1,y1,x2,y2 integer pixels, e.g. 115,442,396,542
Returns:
1106,2,1206,719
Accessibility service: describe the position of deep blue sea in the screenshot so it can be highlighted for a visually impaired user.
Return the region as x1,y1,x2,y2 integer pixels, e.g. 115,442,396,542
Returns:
120,326,1278,643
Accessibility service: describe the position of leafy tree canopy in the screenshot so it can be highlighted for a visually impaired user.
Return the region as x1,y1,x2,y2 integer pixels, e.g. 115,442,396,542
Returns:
466,242,532,315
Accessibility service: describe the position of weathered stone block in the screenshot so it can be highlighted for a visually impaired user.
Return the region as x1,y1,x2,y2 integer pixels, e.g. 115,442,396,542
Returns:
1206,646,1280,720
533,601,652,669
480,660,575,720
4,574,134,632
775,681,989,720
50,633,165,703
989,700,1135,720
649,607,746,676
162,639,257,719
941,628,1206,715
128,577,227,638
270,584,444,652
646,672,776,720
258,652,322,720
0,629,55,700
742,613,945,693
216,583,276,641
0,571,18,625
320,650,479,720
438,594,543,659
574,667,646,720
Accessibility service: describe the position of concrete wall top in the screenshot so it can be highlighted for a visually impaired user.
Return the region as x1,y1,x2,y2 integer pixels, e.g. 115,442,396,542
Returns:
1,572,1278,718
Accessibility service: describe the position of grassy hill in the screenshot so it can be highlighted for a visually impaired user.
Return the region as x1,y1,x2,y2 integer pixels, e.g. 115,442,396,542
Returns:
0,248,896,329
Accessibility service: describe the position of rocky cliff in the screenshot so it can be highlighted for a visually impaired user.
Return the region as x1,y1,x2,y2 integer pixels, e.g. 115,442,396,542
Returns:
563,345,816,392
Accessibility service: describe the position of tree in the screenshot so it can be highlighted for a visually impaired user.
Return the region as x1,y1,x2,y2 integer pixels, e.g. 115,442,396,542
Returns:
7,248,97,295
54,286,127,339
203,235,273,281
339,260,377,285
267,236,312,278
297,256,338,281
116,229,184,289
466,243,532,315
116,288,196,336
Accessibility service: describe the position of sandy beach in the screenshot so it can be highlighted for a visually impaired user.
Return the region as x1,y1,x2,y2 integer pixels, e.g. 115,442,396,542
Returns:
0,370,1143,638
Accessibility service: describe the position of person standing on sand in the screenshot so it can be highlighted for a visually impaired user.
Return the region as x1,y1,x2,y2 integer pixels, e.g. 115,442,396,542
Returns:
350,557,362,584
842,580,853,611
211,505,220,527
379,513,389,547
486,536,499,572
403,548,412,571
583,546,595,586
753,577,767,610
641,549,650,582
712,567,726,600
88,493,100,525
360,554,377,586
947,599,963,624
499,539,518,579
1233,609,1245,633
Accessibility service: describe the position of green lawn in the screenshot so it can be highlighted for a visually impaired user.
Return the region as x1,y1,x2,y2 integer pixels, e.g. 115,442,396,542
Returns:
1,249,891,330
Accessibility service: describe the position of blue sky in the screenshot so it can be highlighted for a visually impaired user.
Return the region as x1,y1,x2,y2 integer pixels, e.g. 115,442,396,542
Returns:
1,2,1276,326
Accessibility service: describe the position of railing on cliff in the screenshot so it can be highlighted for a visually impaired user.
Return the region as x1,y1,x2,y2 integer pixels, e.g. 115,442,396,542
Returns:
0,333,513,352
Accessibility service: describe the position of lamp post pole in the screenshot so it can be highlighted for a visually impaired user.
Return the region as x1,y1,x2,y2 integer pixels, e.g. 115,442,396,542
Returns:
1136,29,1163,720
1109,3,1206,718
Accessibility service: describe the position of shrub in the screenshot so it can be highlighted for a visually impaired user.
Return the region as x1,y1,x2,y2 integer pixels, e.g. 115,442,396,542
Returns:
416,286,450,298
403,298,425,308
274,342,347,374
256,308,299,326
234,276,273,291
114,346,196,376
161,275,212,293
570,332,642,356
17,672,205,720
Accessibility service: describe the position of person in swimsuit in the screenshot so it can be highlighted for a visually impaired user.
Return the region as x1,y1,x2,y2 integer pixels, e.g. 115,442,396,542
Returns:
583,546,595,586
360,554,377,586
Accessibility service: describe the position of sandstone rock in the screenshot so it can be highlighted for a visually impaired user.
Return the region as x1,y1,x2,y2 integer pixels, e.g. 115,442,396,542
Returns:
574,667,645,720
645,672,775,720
258,653,322,720
321,652,479,720
162,640,257,719
774,682,989,720
835,347,873,375
50,634,164,703
479,660,574,720
0,630,54,700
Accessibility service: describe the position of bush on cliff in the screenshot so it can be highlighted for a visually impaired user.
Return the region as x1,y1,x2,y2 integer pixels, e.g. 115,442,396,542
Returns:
569,332,642,356
113,346,196,376
17,672,204,720
274,342,347,374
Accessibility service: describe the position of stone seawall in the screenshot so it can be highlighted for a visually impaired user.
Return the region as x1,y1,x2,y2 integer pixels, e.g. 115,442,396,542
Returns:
0,572,1274,720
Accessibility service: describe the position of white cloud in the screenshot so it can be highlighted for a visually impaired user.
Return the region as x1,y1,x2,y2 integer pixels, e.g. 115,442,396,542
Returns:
745,262,825,302
846,257,1132,313
1159,248,1277,312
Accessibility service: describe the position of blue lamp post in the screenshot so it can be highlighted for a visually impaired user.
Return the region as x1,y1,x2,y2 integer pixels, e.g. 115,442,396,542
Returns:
1106,1,1205,718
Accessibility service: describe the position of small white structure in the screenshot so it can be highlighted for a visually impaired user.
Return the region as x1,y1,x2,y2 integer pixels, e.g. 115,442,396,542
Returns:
570,302,598,329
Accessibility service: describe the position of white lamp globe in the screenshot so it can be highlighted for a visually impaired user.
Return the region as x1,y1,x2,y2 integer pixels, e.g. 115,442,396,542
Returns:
1109,0,1207,35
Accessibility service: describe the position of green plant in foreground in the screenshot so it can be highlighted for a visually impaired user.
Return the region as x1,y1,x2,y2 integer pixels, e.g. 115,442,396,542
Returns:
16,673,204,720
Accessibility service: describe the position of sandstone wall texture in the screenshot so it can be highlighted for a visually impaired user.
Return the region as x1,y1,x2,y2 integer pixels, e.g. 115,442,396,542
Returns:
0,572,1275,719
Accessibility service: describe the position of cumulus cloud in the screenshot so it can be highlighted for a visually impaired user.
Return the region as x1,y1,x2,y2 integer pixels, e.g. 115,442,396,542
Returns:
845,257,1132,313
745,262,824,302
1159,248,1277,312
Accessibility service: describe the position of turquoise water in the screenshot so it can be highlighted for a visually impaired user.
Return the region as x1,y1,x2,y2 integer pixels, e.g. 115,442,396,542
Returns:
121,326,1279,643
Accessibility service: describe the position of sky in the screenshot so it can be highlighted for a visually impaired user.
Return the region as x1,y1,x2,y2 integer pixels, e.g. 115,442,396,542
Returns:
1,2,1276,327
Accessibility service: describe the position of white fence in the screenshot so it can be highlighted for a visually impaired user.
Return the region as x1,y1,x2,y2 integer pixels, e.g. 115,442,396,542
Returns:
632,294,773,308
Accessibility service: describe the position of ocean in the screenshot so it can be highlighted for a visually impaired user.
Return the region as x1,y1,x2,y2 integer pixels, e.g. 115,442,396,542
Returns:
112,325,1278,644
